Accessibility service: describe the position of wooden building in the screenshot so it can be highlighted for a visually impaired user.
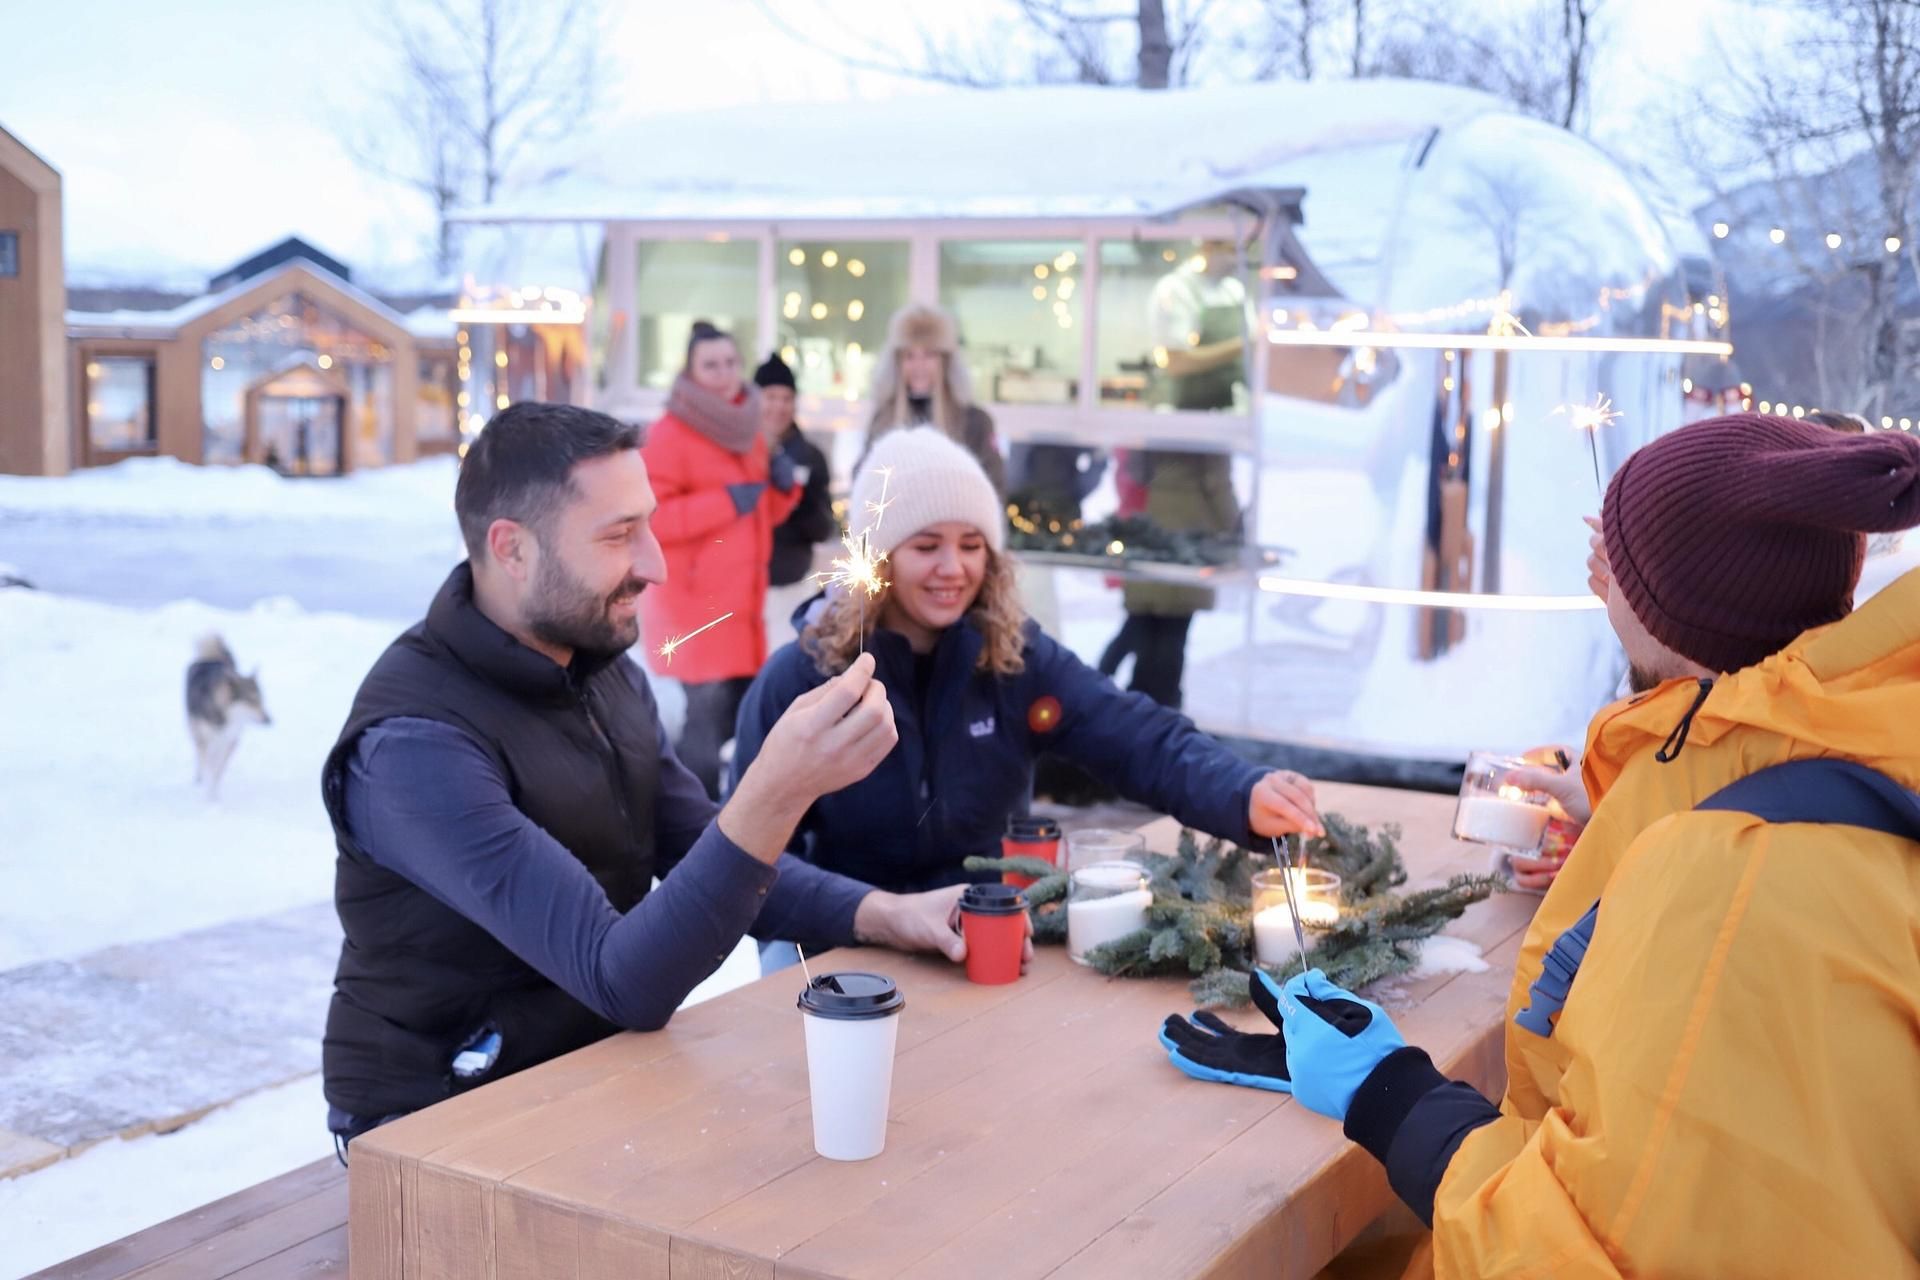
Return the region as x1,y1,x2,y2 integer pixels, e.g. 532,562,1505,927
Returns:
0,124,70,477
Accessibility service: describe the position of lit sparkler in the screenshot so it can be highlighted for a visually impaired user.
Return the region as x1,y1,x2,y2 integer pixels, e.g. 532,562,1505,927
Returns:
656,611,734,665
1556,394,1622,497
814,466,895,652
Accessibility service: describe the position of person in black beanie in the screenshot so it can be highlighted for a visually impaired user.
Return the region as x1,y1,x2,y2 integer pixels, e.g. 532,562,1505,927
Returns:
756,353,835,637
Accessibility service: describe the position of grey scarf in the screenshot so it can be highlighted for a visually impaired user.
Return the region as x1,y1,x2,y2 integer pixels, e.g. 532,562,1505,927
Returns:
666,374,761,454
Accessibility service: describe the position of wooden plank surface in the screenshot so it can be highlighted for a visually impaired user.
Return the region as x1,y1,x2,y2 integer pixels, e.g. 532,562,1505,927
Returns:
29,1158,345,1280
351,782,1535,1280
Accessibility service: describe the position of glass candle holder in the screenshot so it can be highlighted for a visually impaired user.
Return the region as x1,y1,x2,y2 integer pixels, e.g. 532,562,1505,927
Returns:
1066,860,1152,964
1065,827,1146,872
1250,867,1342,968
1453,751,1552,854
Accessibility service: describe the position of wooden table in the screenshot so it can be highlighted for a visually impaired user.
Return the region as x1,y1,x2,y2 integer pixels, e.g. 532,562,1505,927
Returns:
349,782,1539,1280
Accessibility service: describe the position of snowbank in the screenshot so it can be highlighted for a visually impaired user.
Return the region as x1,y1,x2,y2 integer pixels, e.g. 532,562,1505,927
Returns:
0,455,459,525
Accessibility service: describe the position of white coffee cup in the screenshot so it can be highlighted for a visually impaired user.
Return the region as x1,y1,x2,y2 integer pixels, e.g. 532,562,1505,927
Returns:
797,972,905,1161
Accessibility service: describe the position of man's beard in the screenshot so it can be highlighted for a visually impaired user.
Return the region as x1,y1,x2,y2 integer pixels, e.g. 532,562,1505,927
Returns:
1627,663,1663,694
526,553,647,660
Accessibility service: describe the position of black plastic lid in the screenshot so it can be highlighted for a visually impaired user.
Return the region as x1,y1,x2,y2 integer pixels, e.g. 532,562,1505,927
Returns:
960,883,1029,916
1006,815,1062,841
796,971,905,1021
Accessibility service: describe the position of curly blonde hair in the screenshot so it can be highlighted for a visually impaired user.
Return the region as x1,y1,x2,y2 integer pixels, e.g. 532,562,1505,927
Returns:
802,550,1028,678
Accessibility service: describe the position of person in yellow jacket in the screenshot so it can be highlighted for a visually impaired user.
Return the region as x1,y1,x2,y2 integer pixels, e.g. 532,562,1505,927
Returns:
1159,412,1920,1277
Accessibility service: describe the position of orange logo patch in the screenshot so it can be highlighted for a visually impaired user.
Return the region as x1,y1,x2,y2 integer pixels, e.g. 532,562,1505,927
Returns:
1027,695,1062,734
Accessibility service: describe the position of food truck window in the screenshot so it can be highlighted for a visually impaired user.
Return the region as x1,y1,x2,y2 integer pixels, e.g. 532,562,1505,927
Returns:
938,241,1082,407
634,239,759,390
1097,238,1252,414
775,240,908,400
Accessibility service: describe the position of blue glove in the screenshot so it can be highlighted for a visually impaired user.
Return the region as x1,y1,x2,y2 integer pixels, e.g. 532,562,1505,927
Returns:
726,481,766,515
1158,968,1295,1093
1278,968,1406,1122
768,451,797,493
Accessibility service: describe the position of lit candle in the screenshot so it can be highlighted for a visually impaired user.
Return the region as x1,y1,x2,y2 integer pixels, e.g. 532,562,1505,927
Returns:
1455,785,1551,850
1250,867,1342,968
1253,898,1340,967
1067,864,1151,963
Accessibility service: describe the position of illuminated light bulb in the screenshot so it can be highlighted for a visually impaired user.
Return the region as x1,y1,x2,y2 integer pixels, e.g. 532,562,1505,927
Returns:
496,393,510,409
821,249,839,267
494,351,508,367
1883,416,1895,428
1826,232,1843,249
788,248,806,266
1682,377,1694,393
1759,400,1772,413
811,302,829,320
1769,228,1786,244
784,291,802,307
1057,278,1074,299
86,362,102,378
1106,540,1125,555
846,342,862,357
1887,236,1903,253
1034,264,1050,279
1713,221,1730,238
1791,405,1805,417
1059,250,1077,269
847,300,865,321
318,354,333,369
784,300,801,320
847,259,866,277
1162,248,1177,262
1707,295,1720,307
1152,346,1170,369
1904,418,1914,430
457,392,469,407
210,356,225,370
781,345,797,364
1032,285,1047,300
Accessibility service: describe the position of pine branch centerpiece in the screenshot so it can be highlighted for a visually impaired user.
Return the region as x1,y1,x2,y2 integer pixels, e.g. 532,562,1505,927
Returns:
962,816,1505,1007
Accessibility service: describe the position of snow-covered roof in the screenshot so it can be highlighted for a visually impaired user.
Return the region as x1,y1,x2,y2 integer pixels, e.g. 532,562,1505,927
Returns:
452,80,1504,225
66,259,415,338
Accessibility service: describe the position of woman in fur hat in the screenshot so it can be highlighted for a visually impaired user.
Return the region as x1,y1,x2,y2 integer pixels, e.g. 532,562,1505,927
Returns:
862,303,1007,495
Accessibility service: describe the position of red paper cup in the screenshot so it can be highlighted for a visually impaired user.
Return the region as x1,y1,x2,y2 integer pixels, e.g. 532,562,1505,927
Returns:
959,884,1027,985
1001,816,1062,889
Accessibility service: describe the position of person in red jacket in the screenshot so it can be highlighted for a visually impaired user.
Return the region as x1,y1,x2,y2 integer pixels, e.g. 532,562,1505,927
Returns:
640,321,800,798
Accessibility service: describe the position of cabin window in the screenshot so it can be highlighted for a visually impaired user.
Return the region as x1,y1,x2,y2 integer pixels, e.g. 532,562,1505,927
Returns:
1097,238,1252,414
774,240,908,400
633,239,759,390
938,240,1082,407
85,356,157,453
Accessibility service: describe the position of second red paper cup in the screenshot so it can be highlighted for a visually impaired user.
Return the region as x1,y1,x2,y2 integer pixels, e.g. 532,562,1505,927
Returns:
959,883,1028,985
1001,816,1062,890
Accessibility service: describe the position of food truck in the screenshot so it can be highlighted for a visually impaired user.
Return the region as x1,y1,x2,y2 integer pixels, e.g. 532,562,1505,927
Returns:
448,79,1736,771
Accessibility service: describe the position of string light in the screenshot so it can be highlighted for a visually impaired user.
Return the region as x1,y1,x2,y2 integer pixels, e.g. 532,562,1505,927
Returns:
1826,233,1843,249
1713,222,1730,238
1769,228,1787,244
1888,236,1904,253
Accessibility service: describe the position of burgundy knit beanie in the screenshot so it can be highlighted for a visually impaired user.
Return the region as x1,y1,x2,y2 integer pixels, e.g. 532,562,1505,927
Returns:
1602,413,1920,673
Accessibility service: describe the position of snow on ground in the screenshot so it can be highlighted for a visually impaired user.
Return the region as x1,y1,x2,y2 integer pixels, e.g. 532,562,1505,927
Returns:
0,589,397,971
0,454,461,524
0,1075,330,1280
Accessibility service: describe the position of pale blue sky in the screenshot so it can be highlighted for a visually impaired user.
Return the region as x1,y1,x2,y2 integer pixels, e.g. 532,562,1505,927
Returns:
1,0,1719,289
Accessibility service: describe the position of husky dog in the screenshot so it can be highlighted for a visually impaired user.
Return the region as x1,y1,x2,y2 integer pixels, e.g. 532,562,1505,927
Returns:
186,633,271,799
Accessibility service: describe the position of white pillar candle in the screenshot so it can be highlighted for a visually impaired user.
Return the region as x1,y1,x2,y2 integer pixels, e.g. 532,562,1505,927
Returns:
1252,899,1340,967
1455,795,1550,849
1067,864,1152,963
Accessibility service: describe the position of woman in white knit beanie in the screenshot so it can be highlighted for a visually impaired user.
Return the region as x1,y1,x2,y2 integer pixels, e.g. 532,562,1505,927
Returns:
730,427,1324,914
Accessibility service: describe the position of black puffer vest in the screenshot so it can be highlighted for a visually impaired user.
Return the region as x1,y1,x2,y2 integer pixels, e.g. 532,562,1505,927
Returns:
319,564,660,1119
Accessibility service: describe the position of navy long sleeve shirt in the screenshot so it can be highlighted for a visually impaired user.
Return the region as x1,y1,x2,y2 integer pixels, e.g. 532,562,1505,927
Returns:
340,713,870,1033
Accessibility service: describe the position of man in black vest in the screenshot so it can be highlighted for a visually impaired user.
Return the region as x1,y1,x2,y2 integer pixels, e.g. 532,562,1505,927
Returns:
320,401,1002,1151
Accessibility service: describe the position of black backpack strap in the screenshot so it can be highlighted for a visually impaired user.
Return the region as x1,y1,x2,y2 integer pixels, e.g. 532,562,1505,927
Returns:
1514,758,1918,1042
1696,758,1920,842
